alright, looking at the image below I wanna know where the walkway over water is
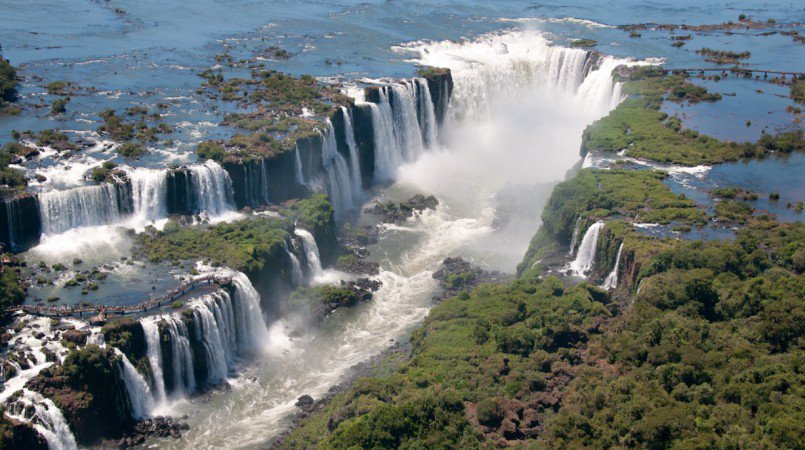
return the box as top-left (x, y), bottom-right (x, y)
top-left (668, 68), bottom-right (804, 78)
top-left (5, 275), bottom-right (233, 320)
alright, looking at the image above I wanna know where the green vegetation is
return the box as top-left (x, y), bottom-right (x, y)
top-left (0, 57), bottom-right (17, 107)
top-left (696, 48), bottom-right (751, 64)
top-left (791, 79), bottom-right (804, 105)
top-left (583, 70), bottom-right (803, 165)
top-left (416, 67), bottom-right (451, 78)
top-left (89, 161), bottom-right (119, 183)
top-left (50, 97), bottom-right (69, 115)
top-left (117, 142), bottom-right (145, 159)
top-left (519, 168), bottom-right (705, 273)
top-left (45, 81), bottom-right (69, 95)
top-left (571, 39), bottom-right (597, 47)
top-left (134, 216), bottom-right (291, 274)
top-left (290, 285), bottom-right (360, 318)
top-left (0, 143), bottom-right (28, 189)
top-left (0, 256), bottom-right (25, 319)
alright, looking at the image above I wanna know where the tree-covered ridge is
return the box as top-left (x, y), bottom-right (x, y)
top-left (278, 213), bottom-right (803, 449)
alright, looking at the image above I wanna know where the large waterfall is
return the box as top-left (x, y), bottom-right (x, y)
top-left (132, 271), bottom-right (269, 410)
top-left (340, 106), bottom-right (364, 200)
top-left (320, 119), bottom-right (356, 214)
top-left (568, 221), bottom-right (604, 277)
top-left (602, 242), bottom-right (624, 289)
top-left (115, 349), bottom-right (155, 420)
top-left (187, 160), bottom-right (236, 217)
top-left (38, 183), bottom-right (122, 234)
top-left (31, 159), bottom-right (236, 245)
top-left (413, 78), bottom-right (438, 146)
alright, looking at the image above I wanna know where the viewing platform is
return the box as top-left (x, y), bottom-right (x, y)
top-left (5, 275), bottom-right (233, 322)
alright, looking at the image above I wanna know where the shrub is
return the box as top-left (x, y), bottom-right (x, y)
top-left (117, 142), bottom-right (145, 159)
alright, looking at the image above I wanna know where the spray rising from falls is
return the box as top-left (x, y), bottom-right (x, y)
top-left (602, 242), bottom-right (624, 289)
top-left (568, 221), bottom-right (604, 277)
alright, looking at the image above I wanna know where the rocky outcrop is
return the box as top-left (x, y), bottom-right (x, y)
top-left (0, 414), bottom-right (48, 450)
top-left (432, 257), bottom-right (510, 301)
top-left (365, 194), bottom-right (439, 224)
top-left (419, 68), bottom-right (454, 126)
top-left (26, 345), bottom-right (133, 445)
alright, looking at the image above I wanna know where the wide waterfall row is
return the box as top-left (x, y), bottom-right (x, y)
top-left (26, 160), bottom-right (235, 239)
top-left (412, 31), bottom-right (628, 122)
top-left (116, 272), bottom-right (269, 416)
top-left (366, 79), bottom-right (437, 181)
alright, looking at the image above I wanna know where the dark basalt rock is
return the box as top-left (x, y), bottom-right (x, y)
top-left (295, 394), bottom-right (315, 411)
top-left (117, 416), bottom-right (190, 448)
top-left (365, 194), bottom-right (439, 224)
top-left (0, 414), bottom-right (48, 450)
top-left (0, 190), bottom-right (42, 253)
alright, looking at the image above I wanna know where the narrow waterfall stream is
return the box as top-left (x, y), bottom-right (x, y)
top-left (568, 221), bottom-right (605, 278)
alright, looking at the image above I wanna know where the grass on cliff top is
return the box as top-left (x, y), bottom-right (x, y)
top-left (280, 218), bottom-right (804, 450)
top-left (133, 216), bottom-right (292, 274)
top-left (132, 195), bottom-right (333, 274)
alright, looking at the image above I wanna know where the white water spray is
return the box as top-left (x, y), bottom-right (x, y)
top-left (602, 242), bottom-right (624, 289)
top-left (568, 221), bottom-right (604, 277)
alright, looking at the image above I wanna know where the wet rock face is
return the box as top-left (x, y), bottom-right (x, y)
top-left (0, 414), bottom-right (49, 450)
top-left (0, 191), bottom-right (42, 252)
top-left (118, 416), bottom-right (190, 448)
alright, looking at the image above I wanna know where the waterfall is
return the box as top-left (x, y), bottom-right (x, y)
top-left (567, 216), bottom-right (583, 257)
top-left (114, 349), bottom-right (154, 420)
top-left (295, 228), bottom-right (323, 278)
top-left (294, 145), bottom-right (306, 186)
top-left (5, 389), bottom-right (78, 450)
top-left (602, 242), bottom-right (624, 289)
top-left (389, 84), bottom-right (426, 162)
top-left (165, 316), bottom-right (196, 395)
top-left (125, 272), bottom-right (268, 409)
top-left (286, 242), bottom-right (304, 285)
top-left (368, 100), bottom-right (400, 180)
top-left (38, 184), bottom-right (122, 234)
top-left (320, 119), bottom-right (354, 214)
top-left (414, 78), bottom-right (438, 146)
top-left (141, 318), bottom-right (167, 405)
top-left (187, 160), bottom-right (236, 217)
top-left (340, 106), bottom-right (364, 200)
top-left (568, 221), bottom-right (604, 277)
top-left (243, 159), bottom-right (270, 206)
top-left (411, 30), bottom-right (628, 122)
top-left (127, 168), bottom-right (168, 226)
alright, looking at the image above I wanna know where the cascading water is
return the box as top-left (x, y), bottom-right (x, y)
top-left (38, 184), bottom-right (122, 234)
top-left (127, 168), bottom-right (168, 227)
top-left (340, 106), bottom-right (364, 200)
top-left (319, 119), bottom-right (354, 214)
top-left (294, 145), bottom-right (306, 186)
top-left (243, 159), bottom-right (270, 206)
top-left (568, 216), bottom-right (583, 257)
top-left (130, 272), bottom-right (269, 411)
top-left (285, 242), bottom-right (304, 285)
top-left (602, 242), bottom-right (624, 289)
top-left (294, 228), bottom-right (323, 278)
top-left (413, 78), bottom-right (438, 146)
top-left (141, 318), bottom-right (168, 405)
top-left (187, 160), bottom-right (236, 217)
top-left (115, 349), bottom-right (155, 419)
top-left (5, 390), bottom-right (78, 450)
top-left (568, 221), bottom-right (604, 277)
